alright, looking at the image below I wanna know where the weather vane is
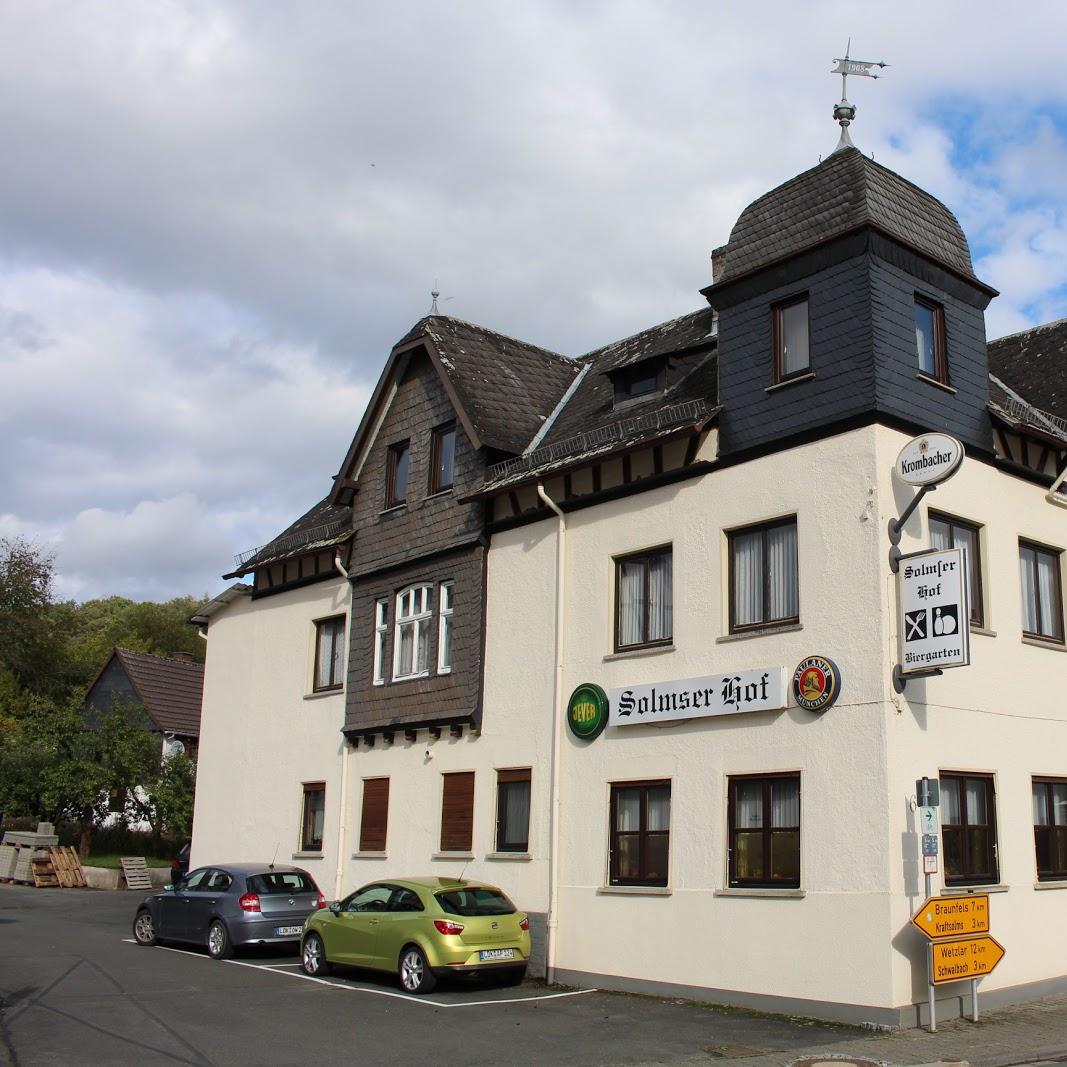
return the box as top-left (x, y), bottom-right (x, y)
top-left (830, 39), bottom-right (888, 152)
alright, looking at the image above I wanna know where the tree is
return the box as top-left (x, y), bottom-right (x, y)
top-left (0, 538), bottom-right (62, 695)
top-left (137, 751), bottom-right (197, 842)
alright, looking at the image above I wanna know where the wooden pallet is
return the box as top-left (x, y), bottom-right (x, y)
top-left (119, 856), bottom-right (153, 891)
top-left (48, 846), bottom-right (87, 888)
top-left (31, 857), bottom-right (59, 887)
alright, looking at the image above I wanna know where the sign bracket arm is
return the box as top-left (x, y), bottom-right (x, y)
top-left (888, 483), bottom-right (936, 572)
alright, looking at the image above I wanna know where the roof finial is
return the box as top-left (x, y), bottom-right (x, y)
top-left (830, 40), bottom-right (888, 154)
top-left (430, 280), bottom-right (441, 315)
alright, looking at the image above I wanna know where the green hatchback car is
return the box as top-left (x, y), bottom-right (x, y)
top-left (300, 877), bottom-right (530, 994)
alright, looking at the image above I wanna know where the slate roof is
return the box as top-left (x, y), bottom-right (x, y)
top-left (718, 147), bottom-right (979, 286)
top-left (225, 497), bottom-right (352, 579)
top-left (988, 318), bottom-right (1067, 423)
top-left (109, 649), bottom-right (204, 737)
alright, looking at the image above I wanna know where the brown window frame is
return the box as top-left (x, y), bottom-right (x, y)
top-left (728, 517), bottom-right (799, 634)
top-left (1020, 539), bottom-right (1065, 644)
top-left (929, 512), bottom-right (984, 628)
top-left (495, 768), bottom-right (531, 853)
top-left (914, 295), bottom-right (948, 384)
top-left (940, 772), bottom-right (998, 887)
top-left (300, 782), bottom-right (326, 852)
top-left (772, 293), bottom-right (810, 384)
top-left (313, 615), bottom-right (346, 692)
top-left (440, 771), bottom-right (475, 853)
top-left (358, 777), bottom-right (390, 852)
top-left (608, 779), bottom-right (671, 887)
top-left (385, 440), bottom-right (410, 508)
top-left (1033, 777), bottom-right (1067, 881)
top-left (614, 545), bottom-right (673, 652)
top-left (727, 772), bottom-right (801, 889)
top-left (429, 422), bottom-right (457, 494)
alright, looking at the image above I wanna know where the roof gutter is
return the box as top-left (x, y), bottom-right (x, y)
top-left (524, 363), bottom-right (591, 456)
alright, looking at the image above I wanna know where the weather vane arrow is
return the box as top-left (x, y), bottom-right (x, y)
top-left (829, 38), bottom-right (889, 153)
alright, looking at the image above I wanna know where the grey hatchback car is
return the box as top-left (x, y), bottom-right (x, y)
top-left (133, 864), bottom-right (325, 959)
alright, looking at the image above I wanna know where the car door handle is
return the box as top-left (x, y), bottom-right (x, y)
top-left (369, 919), bottom-right (379, 926)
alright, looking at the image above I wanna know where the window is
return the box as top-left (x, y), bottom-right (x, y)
top-left (372, 599), bottom-right (388, 685)
top-left (440, 771), bottom-right (475, 852)
top-left (728, 774), bottom-right (800, 888)
top-left (1020, 540), bottom-right (1064, 643)
top-left (615, 546), bottom-right (672, 651)
top-left (940, 773), bottom-right (998, 886)
top-left (1033, 778), bottom-right (1067, 881)
top-left (313, 616), bottom-right (345, 691)
top-left (915, 296), bottom-right (947, 382)
top-left (393, 585), bottom-right (432, 679)
top-left (437, 583), bottom-right (454, 673)
top-left (609, 780), bottom-right (670, 887)
top-left (358, 777), bottom-right (389, 852)
top-left (496, 769), bottom-right (531, 853)
top-left (430, 423), bottom-right (456, 493)
top-left (729, 518), bottom-right (798, 632)
top-left (300, 782), bottom-right (326, 852)
top-left (386, 440), bottom-right (410, 507)
top-left (930, 513), bottom-right (983, 627)
top-left (772, 295), bottom-right (810, 382)
top-left (612, 359), bottom-right (665, 404)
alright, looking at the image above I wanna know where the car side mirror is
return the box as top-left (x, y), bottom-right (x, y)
top-left (329, 901), bottom-right (341, 915)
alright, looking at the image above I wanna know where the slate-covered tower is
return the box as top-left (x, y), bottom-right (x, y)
top-left (704, 145), bottom-right (998, 461)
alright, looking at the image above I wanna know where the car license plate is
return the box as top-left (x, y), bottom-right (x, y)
top-left (275, 925), bottom-right (302, 937)
top-left (479, 948), bottom-right (515, 961)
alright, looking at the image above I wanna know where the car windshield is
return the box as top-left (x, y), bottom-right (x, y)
top-left (435, 887), bottom-right (516, 916)
top-left (247, 872), bottom-right (317, 895)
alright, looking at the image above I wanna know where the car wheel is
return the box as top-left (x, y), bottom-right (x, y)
top-left (301, 933), bottom-right (331, 977)
top-left (498, 965), bottom-right (526, 987)
top-left (398, 945), bottom-right (436, 994)
top-left (206, 920), bottom-right (233, 960)
top-left (133, 910), bottom-right (158, 947)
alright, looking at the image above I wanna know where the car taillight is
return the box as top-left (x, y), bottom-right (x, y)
top-left (433, 919), bottom-right (464, 935)
top-left (519, 916), bottom-right (529, 931)
top-left (238, 893), bottom-right (261, 913)
top-left (316, 892), bottom-right (327, 909)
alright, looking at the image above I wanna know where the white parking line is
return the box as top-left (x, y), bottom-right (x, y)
top-left (123, 939), bottom-right (597, 1008)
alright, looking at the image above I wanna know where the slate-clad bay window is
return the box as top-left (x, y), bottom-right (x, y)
top-left (615, 547), bottom-right (672, 651)
top-left (1033, 778), bottom-right (1067, 881)
top-left (313, 616), bottom-right (345, 692)
top-left (729, 518), bottom-right (799, 632)
top-left (437, 583), bottom-right (454, 674)
top-left (386, 440), bottom-right (410, 508)
top-left (772, 295), bottom-right (810, 382)
top-left (609, 780), bottom-right (670, 887)
top-left (430, 423), bottom-right (457, 493)
top-left (358, 777), bottom-right (389, 852)
top-left (440, 771), bottom-right (475, 853)
top-left (940, 773), bottom-right (998, 886)
top-left (495, 769), bottom-right (531, 853)
top-left (372, 599), bottom-right (388, 685)
top-left (915, 296), bottom-right (948, 382)
top-left (300, 783), bottom-right (325, 852)
top-left (728, 774), bottom-right (801, 888)
top-left (394, 585), bottom-right (432, 680)
top-left (1020, 540), bottom-right (1064, 643)
top-left (930, 513), bottom-right (983, 627)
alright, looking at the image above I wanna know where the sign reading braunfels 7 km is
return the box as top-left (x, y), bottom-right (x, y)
top-left (898, 547), bottom-right (971, 675)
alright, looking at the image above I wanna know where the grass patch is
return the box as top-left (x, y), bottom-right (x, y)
top-left (85, 854), bottom-right (170, 869)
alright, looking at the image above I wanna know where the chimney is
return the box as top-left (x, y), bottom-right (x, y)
top-left (172, 651), bottom-right (195, 663)
top-left (711, 244), bottom-right (728, 283)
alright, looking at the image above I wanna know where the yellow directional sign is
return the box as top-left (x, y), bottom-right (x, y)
top-left (930, 935), bottom-right (1005, 985)
top-left (911, 894), bottom-right (990, 940)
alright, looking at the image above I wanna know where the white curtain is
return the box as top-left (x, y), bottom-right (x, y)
top-left (648, 553), bottom-right (672, 641)
top-left (735, 780), bottom-right (762, 828)
top-left (1037, 552), bottom-right (1058, 635)
top-left (619, 560), bottom-right (645, 645)
top-left (941, 778), bottom-right (960, 824)
top-left (733, 530), bottom-right (763, 626)
top-left (503, 782), bottom-right (530, 844)
top-left (416, 619), bottom-right (430, 673)
top-left (767, 523), bottom-right (798, 621)
top-left (616, 789), bottom-right (641, 831)
top-left (930, 521), bottom-right (949, 552)
top-left (1034, 784), bottom-right (1048, 826)
top-left (398, 622), bottom-right (414, 675)
top-left (1020, 546), bottom-right (1056, 635)
top-left (781, 301), bottom-right (809, 376)
top-left (647, 787), bottom-right (670, 831)
top-left (965, 779), bottom-right (988, 825)
top-left (771, 779), bottom-right (799, 828)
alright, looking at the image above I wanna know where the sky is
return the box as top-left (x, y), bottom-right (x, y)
top-left (2, 1), bottom-right (1066, 603)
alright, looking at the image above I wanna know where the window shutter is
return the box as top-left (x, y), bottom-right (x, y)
top-left (497, 768), bottom-right (531, 784)
top-left (440, 771), bottom-right (475, 852)
top-left (359, 778), bottom-right (390, 852)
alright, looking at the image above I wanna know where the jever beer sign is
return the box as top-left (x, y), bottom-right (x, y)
top-left (894, 433), bottom-right (964, 487)
top-left (566, 683), bottom-right (609, 741)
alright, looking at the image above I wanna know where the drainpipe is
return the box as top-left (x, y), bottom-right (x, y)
top-left (537, 481), bottom-right (566, 985)
top-left (334, 547), bottom-right (350, 579)
top-left (333, 545), bottom-right (352, 899)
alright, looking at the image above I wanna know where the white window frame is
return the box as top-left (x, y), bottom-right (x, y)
top-left (437, 583), bottom-right (454, 674)
top-left (393, 584), bottom-right (433, 680)
top-left (372, 599), bottom-right (389, 685)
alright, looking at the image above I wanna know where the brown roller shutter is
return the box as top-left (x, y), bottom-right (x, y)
top-left (497, 768), bottom-right (531, 784)
top-left (440, 771), bottom-right (475, 852)
top-left (359, 778), bottom-right (390, 852)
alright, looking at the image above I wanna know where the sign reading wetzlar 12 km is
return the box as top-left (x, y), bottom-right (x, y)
top-left (911, 894), bottom-right (989, 940)
top-left (929, 935), bottom-right (1005, 985)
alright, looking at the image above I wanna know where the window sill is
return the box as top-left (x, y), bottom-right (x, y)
top-left (304, 688), bottom-right (343, 701)
top-left (392, 671), bottom-right (432, 682)
top-left (432, 851), bottom-right (475, 861)
top-left (426, 489), bottom-right (454, 500)
top-left (597, 885), bottom-right (671, 896)
top-left (352, 851), bottom-right (387, 860)
top-left (716, 622), bottom-right (802, 644)
top-left (971, 626), bottom-right (996, 638)
top-left (765, 372), bottom-right (815, 393)
top-left (1022, 636), bottom-right (1067, 652)
top-left (1034, 880), bottom-right (1067, 890)
top-left (916, 373), bottom-right (957, 395)
top-left (714, 888), bottom-right (805, 899)
top-left (486, 851), bottom-right (532, 862)
top-left (942, 884), bottom-right (1009, 895)
top-left (292, 851), bottom-right (324, 860)
top-left (379, 503), bottom-right (407, 516)
top-left (603, 644), bottom-right (675, 662)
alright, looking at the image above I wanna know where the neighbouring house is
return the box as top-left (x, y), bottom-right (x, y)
top-left (189, 97), bottom-right (1067, 1028)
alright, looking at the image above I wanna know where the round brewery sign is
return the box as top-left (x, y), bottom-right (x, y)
top-left (792, 655), bottom-right (841, 713)
top-left (566, 682), bottom-right (609, 741)
top-left (894, 433), bottom-right (964, 487)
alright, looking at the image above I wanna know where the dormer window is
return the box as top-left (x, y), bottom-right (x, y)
top-left (772, 294), bottom-right (810, 383)
top-left (611, 358), bottom-right (665, 406)
top-left (386, 441), bottom-right (410, 508)
top-left (915, 296), bottom-right (948, 383)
